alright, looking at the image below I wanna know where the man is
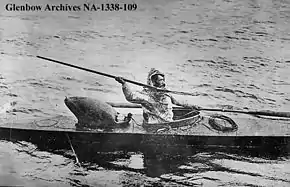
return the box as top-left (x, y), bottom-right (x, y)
top-left (115, 68), bottom-right (200, 123)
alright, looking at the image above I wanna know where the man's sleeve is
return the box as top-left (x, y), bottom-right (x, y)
top-left (122, 83), bottom-right (148, 104)
top-left (170, 95), bottom-right (200, 110)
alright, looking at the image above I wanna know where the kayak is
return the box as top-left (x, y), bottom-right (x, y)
top-left (0, 105), bottom-right (290, 161)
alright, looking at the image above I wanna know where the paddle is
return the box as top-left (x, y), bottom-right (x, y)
top-left (107, 102), bottom-right (290, 118)
top-left (36, 56), bottom-right (199, 96)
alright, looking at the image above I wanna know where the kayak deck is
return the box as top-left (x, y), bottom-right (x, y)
top-left (1, 111), bottom-right (290, 136)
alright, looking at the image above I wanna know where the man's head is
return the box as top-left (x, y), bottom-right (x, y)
top-left (151, 74), bottom-right (165, 88)
top-left (147, 68), bottom-right (166, 88)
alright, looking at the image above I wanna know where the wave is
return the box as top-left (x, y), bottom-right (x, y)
top-left (243, 56), bottom-right (271, 65)
top-left (33, 83), bottom-right (65, 91)
top-left (59, 76), bottom-right (83, 83)
top-left (189, 57), bottom-right (243, 74)
top-left (6, 93), bottom-right (18, 97)
top-left (9, 108), bottom-right (43, 114)
top-left (83, 87), bottom-right (117, 94)
top-left (19, 79), bottom-right (66, 91)
top-left (195, 83), bottom-right (212, 88)
top-left (214, 87), bottom-right (262, 101)
top-left (0, 85), bottom-right (8, 89)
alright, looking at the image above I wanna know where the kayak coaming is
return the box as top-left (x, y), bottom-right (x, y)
top-left (142, 112), bottom-right (202, 132)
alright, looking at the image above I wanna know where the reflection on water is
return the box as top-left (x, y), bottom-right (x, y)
top-left (0, 138), bottom-right (290, 186)
top-left (81, 150), bottom-right (290, 186)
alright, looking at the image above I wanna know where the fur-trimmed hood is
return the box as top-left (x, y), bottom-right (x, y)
top-left (146, 68), bottom-right (165, 86)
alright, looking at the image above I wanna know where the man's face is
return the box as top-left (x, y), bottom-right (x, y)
top-left (153, 75), bottom-right (165, 88)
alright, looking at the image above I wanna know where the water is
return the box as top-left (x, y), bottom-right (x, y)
top-left (0, 0), bottom-right (290, 186)
top-left (0, 141), bottom-right (289, 187)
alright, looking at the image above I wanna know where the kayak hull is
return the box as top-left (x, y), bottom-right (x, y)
top-left (0, 115), bottom-right (289, 160)
top-left (0, 125), bottom-right (289, 160)
top-left (1, 101), bottom-right (290, 160)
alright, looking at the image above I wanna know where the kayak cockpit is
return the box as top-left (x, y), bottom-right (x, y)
top-left (142, 109), bottom-right (202, 132)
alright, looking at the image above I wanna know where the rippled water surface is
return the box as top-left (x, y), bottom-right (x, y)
top-left (1, 0), bottom-right (290, 186)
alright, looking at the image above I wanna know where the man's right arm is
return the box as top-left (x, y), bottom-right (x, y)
top-left (115, 77), bottom-right (148, 104)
